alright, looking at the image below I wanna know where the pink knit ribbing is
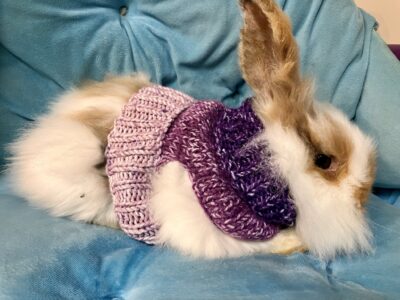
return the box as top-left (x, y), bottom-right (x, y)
top-left (105, 86), bottom-right (193, 244)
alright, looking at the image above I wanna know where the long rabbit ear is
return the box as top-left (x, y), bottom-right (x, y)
top-left (239, 0), bottom-right (312, 125)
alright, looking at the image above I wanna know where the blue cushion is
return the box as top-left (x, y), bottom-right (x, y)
top-left (374, 188), bottom-right (400, 207)
top-left (1, 175), bottom-right (399, 299)
top-left (354, 32), bottom-right (400, 187)
top-left (1, 0), bottom-right (400, 187)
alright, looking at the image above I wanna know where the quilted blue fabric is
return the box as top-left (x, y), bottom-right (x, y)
top-left (1, 0), bottom-right (400, 298)
top-left (1, 0), bottom-right (400, 186)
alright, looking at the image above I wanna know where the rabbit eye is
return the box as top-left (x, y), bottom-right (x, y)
top-left (314, 154), bottom-right (332, 170)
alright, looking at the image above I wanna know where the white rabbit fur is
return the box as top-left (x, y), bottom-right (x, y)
top-left (8, 0), bottom-right (376, 259)
top-left (8, 75), bottom-right (151, 229)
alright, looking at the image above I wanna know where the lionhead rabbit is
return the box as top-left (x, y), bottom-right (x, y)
top-left (9, 0), bottom-right (376, 260)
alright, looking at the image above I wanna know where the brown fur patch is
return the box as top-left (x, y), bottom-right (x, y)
top-left (239, 0), bottom-right (314, 127)
top-left (353, 151), bottom-right (376, 208)
top-left (71, 108), bottom-right (117, 145)
top-left (239, 0), bottom-right (300, 90)
top-left (253, 82), bottom-right (314, 128)
top-left (301, 113), bottom-right (353, 185)
top-left (69, 74), bottom-right (151, 144)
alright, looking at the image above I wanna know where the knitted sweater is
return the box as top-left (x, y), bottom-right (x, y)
top-left (106, 86), bottom-right (296, 244)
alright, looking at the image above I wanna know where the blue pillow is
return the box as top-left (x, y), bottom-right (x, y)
top-left (354, 32), bottom-right (400, 187)
top-left (0, 0), bottom-right (399, 187)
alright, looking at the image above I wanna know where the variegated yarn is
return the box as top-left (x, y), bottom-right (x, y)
top-left (106, 86), bottom-right (296, 244)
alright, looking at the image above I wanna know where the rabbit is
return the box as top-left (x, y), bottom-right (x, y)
top-left (8, 0), bottom-right (376, 260)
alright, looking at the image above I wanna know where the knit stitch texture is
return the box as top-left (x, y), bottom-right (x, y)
top-left (162, 99), bottom-right (296, 240)
top-left (106, 86), bottom-right (192, 244)
top-left (106, 86), bottom-right (296, 244)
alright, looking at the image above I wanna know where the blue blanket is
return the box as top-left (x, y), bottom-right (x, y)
top-left (0, 175), bottom-right (399, 299)
top-left (1, 0), bottom-right (400, 298)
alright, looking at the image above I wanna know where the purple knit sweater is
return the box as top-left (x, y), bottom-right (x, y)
top-left (106, 86), bottom-right (296, 244)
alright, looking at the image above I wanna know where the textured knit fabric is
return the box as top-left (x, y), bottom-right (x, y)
top-left (162, 99), bottom-right (296, 240)
top-left (106, 86), bottom-right (296, 244)
top-left (106, 86), bottom-right (193, 244)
